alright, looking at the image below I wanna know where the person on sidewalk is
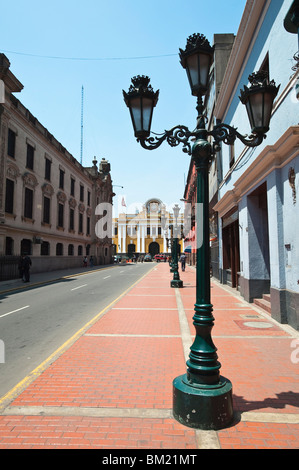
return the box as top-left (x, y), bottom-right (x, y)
top-left (179, 253), bottom-right (186, 272)
top-left (21, 254), bottom-right (32, 282)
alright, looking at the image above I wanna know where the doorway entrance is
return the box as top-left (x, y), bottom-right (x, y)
top-left (149, 242), bottom-right (159, 256)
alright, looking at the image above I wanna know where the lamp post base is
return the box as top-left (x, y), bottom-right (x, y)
top-left (173, 374), bottom-right (233, 430)
top-left (171, 279), bottom-right (183, 288)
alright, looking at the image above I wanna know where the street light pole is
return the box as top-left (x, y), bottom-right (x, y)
top-left (170, 205), bottom-right (183, 288)
top-left (172, 97), bottom-right (232, 429)
top-left (123, 33), bottom-right (279, 430)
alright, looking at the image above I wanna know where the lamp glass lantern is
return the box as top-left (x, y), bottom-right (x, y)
top-left (173, 204), bottom-right (180, 219)
top-left (179, 33), bottom-right (214, 97)
top-left (239, 71), bottom-right (280, 134)
top-left (123, 75), bottom-right (159, 138)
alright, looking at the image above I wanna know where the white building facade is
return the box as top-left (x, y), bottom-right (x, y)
top-left (213, 0), bottom-right (299, 329)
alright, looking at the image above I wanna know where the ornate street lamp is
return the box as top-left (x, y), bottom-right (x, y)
top-left (123, 75), bottom-right (159, 139)
top-left (123, 33), bottom-right (279, 430)
top-left (170, 205), bottom-right (183, 288)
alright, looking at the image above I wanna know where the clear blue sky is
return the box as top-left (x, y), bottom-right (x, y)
top-left (1, 0), bottom-right (247, 216)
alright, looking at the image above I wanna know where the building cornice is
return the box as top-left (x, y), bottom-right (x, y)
top-left (214, 0), bottom-right (269, 120)
top-left (0, 54), bottom-right (23, 93)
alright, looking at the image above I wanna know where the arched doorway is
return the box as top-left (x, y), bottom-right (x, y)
top-left (149, 241), bottom-right (159, 256)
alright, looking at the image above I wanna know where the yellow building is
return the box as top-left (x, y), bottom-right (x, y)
top-left (112, 198), bottom-right (183, 258)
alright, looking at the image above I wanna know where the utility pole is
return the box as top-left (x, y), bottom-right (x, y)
top-left (80, 85), bottom-right (84, 165)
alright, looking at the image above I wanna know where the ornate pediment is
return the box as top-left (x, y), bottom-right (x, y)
top-left (6, 162), bottom-right (20, 181)
top-left (57, 190), bottom-right (67, 203)
top-left (68, 197), bottom-right (77, 208)
top-left (78, 202), bottom-right (85, 213)
top-left (22, 172), bottom-right (38, 188)
top-left (42, 182), bottom-right (54, 196)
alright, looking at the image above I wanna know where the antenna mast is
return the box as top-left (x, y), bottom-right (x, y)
top-left (80, 85), bottom-right (84, 165)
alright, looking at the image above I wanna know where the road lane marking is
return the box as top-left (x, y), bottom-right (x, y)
top-left (103, 276), bottom-right (111, 279)
top-left (0, 306), bottom-right (30, 319)
top-left (71, 284), bottom-right (87, 291)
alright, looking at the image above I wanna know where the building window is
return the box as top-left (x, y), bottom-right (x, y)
top-left (59, 169), bottom-right (64, 189)
top-left (24, 187), bottom-right (33, 219)
top-left (259, 53), bottom-right (269, 76)
top-left (80, 184), bottom-right (84, 202)
top-left (43, 196), bottom-right (51, 224)
top-left (41, 241), bottom-right (50, 256)
top-left (5, 237), bottom-right (14, 255)
top-left (79, 212), bottom-right (83, 233)
top-left (56, 243), bottom-right (63, 256)
top-left (87, 191), bottom-right (91, 206)
top-left (58, 202), bottom-right (64, 228)
top-left (78, 245), bottom-right (83, 256)
top-left (5, 179), bottom-right (14, 214)
top-left (229, 144), bottom-right (235, 168)
top-left (70, 177), bottom-right (75, 196)
top-left (45, 158), bottom-right (51, 181)
top-left (26, 144), bottom-right (34, 170)
top-left (7, 129), bottom-right (16, 158)
top-left (69, 208), bottom-right (74, 231)
top-left (86, 216), bottom-right (90, 236)
top-left (68, 244), bottom-right (74, 256)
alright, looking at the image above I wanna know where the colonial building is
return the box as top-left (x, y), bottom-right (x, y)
top-left (0, 54), bottom-right (114, 275)
top-left (112, 198), bottom-right (183, 258)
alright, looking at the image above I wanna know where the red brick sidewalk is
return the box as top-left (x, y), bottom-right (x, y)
top-left (0, 263), bottom-right (298, 449)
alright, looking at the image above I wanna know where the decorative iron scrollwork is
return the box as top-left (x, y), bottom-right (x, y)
top-left (138, 125), bottom-right (194, 155)
top-left (209, 123), bottom-right (265, 150)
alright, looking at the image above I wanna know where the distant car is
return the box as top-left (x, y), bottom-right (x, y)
top-left (154, 254), bottom-right (166, 262)
top-left (144, 254), bottom-right (152, 262)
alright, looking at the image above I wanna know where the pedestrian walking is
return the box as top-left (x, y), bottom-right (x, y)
top-left (21, 254), bottom-right (32, 282)
top-left (89, 256), bottom-right (94, 267)
top-left (179, 253), bottom-right (186, 272)
top-left (83, 256), bottom-right (88, 267)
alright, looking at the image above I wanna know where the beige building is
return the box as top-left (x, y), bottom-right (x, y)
top-left (0, 54), bottom-right (114, 275)
top-left (112, 198), bottom-right (183, 258)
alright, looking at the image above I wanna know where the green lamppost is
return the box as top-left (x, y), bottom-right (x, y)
top-left (170, 204), bottom-right (183, 288)
top-left (123, 33), bottom-right (279, 429)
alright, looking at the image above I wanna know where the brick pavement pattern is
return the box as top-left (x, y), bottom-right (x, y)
top-left (0, 263), bottom-right (298, 449)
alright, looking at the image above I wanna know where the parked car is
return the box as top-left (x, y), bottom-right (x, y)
top-left (154, 254), bottom-right (166, 262)
top-left (144, 254), bottom-right (152, 262)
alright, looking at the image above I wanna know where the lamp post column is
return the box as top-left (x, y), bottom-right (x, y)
top-left (170, 220), bottom-right (183, 288)
top-left (173, 116), bottom-right (233, 430)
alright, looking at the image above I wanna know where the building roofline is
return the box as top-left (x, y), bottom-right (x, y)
top-left (214, 0), bottom-right (269, 120)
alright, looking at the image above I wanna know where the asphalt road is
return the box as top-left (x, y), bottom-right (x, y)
top-left (0, 262), bottom-right (155, 399)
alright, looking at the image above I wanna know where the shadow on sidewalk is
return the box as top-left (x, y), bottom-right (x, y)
top-left (231, 391), bottom-right (299, 425)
